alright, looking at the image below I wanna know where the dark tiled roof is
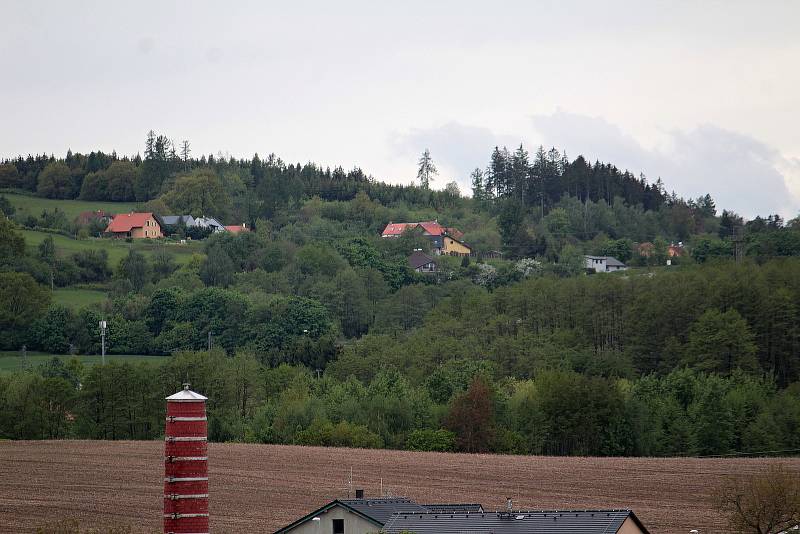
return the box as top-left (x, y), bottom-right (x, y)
top-left (383, 509), bottom-right (646, 534)
top-left (408, 250), bottom-right (436, 269)
top-left (422, 503), bottom-right (484, 513)
top-left (339, 498), bottom-right (429, 524)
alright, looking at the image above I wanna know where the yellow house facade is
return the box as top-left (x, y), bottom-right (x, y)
top-left (442, 235), bottom-right (472, 256)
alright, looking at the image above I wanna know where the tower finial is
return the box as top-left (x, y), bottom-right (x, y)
top-left (183, 382), bottom-right (190, 391)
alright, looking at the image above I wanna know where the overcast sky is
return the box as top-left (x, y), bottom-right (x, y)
top-left (2, 0), bottom-right (798, 217)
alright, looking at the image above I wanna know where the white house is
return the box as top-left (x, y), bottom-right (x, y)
top-left (194, 216), bottom-right (226, 232)
top-left (585, 255), bottom-right (628, 273)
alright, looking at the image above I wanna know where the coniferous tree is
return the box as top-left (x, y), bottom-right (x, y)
top-left (470, 168), bottom-right (485, 202)
top-left (416, 149), bottom-right (437, 189)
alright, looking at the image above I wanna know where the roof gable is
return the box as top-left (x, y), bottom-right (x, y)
top-left (273, 498), bottom-right (425, 533)
top-left (273, 501), bottom-right (384, 533)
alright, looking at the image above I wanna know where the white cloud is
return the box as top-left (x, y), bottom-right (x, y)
top-left (531, 111), bottom-right (800, 218)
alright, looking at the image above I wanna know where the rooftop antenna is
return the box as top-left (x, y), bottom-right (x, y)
top-left (348, 467), bottom-right (353, 498)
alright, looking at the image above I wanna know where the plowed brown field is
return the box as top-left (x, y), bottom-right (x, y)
top-left (0, 440), bottom-right (795, 533)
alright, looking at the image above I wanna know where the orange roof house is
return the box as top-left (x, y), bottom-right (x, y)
top-left (224, 223), bottom-right (250, 234)
top-left (668, 244), bottom-right (685, 257)
top-left (381, 220), bottom-right (471, 256)
top-left (105, 212), bottom-right (162, 239)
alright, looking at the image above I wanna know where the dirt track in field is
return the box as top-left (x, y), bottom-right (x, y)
top-left (0, 440), bottom-right (796, 533)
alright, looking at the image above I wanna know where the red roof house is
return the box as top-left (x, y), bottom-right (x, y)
top-left (105, 212), bottom-right (163, 239)
top-left (224, 224), bottom-right (250, 234)
top-left (381, 220), bottom-right (463, 240)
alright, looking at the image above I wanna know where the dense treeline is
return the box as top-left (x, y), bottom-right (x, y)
top-left (3, 134), bottom-right (800, 457)
top-left (2, 351), bottom-right (798, 457)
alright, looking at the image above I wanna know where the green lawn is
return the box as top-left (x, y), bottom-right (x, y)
top-left (21, 229), bottom-right (203, 265)
top-left (2, 191), bottom-right (138, 220)
top-left (0, 351), bottom-right (169, 372)
top-left (52, 288), bottom-right (108, 309)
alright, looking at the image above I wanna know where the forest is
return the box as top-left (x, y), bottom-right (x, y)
top-left (1, 132), bottom-right (800, 456)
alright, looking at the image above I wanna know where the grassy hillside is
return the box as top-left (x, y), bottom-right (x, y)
top-left (21, 229), bottom-right (202, 265)
top-left (0, 351), bottom-right (167, 372)
top-left (2, 191), bottom-right (139, 220)
top-left (52, 288), bottom-right (108, 309)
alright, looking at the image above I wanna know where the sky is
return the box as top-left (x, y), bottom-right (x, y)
top-left (1, 0), bottom-right (799, 218)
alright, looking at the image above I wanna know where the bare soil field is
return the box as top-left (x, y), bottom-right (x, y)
top-left (0, 441), bottom-right (796, 533)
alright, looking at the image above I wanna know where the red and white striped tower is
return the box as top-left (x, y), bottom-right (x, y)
top-left (164, 384), bottom-right (209, 534)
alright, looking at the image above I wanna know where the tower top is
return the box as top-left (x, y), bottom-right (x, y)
top-left (165, 387), bottom-right (208, 402)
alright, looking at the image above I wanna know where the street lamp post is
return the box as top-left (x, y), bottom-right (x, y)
top-left (99, 320), bottom-right (107, 365)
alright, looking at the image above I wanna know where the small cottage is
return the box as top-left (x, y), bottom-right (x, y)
top-left (585, 255), bottom-right (627, 273)
top-left (408, 250), bottom-right (437, 273)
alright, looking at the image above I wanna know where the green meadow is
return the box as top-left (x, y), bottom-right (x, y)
top-left (21, 229), bottom-right (203, 265)
top-left (0, 351), bottom-right (169, 372)
top-left (52, 288), bottom-right (108, 309)
top-left (2, 191), bottom-right (139, 220)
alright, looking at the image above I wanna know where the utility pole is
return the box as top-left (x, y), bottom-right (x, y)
top-left (207, 331), bottom-right (213, 351)
top-left (21, 344), bottom-right (27, 370)
top-left (732, 226), bottom-right (744, 263)
top-left (99, 320), bottom-right (107, 365)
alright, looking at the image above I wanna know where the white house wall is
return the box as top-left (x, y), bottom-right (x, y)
top-left (283, 504), bottom-right (382, 534)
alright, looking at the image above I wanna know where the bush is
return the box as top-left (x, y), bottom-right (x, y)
top-left (296, 418), bottom-right (383, 448)
top-left (405, 428), bottom-right (456, 452)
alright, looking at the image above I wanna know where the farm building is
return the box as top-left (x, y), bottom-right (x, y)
top-left (408, 250), bottom-right (437, 273)
top-left (274, 497), bottom-right (649, 534)
top-left (381, 220), bottom-right (472, 257)
top-left (274, 497), bottom-right (428, 533)
top-left (105, 212), bottom-right (162, 239)
top-left (584, 255), bottom-right (627, 273)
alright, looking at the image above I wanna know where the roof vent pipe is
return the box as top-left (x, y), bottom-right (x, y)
top-left (507, 498), bottom-right (512, 512)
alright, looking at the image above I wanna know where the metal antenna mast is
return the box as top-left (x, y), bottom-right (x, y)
top-left (99, 320), bottom-right (107, 365)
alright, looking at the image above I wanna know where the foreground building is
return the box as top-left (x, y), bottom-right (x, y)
top-left (274, 497), bottom-right (649, 534)
top-left (383, 509), bottom-right (649, 534)
top-left (274, 497), bottom-right (428, 533)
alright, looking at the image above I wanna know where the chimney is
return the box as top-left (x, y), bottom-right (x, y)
top-left (355, 489), bottom-right (364, 499)
top-left (164, 384), bottom-right (209, 534)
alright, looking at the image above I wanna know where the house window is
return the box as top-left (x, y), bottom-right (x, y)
top-left (332, 519), bottom-right (344, 534)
